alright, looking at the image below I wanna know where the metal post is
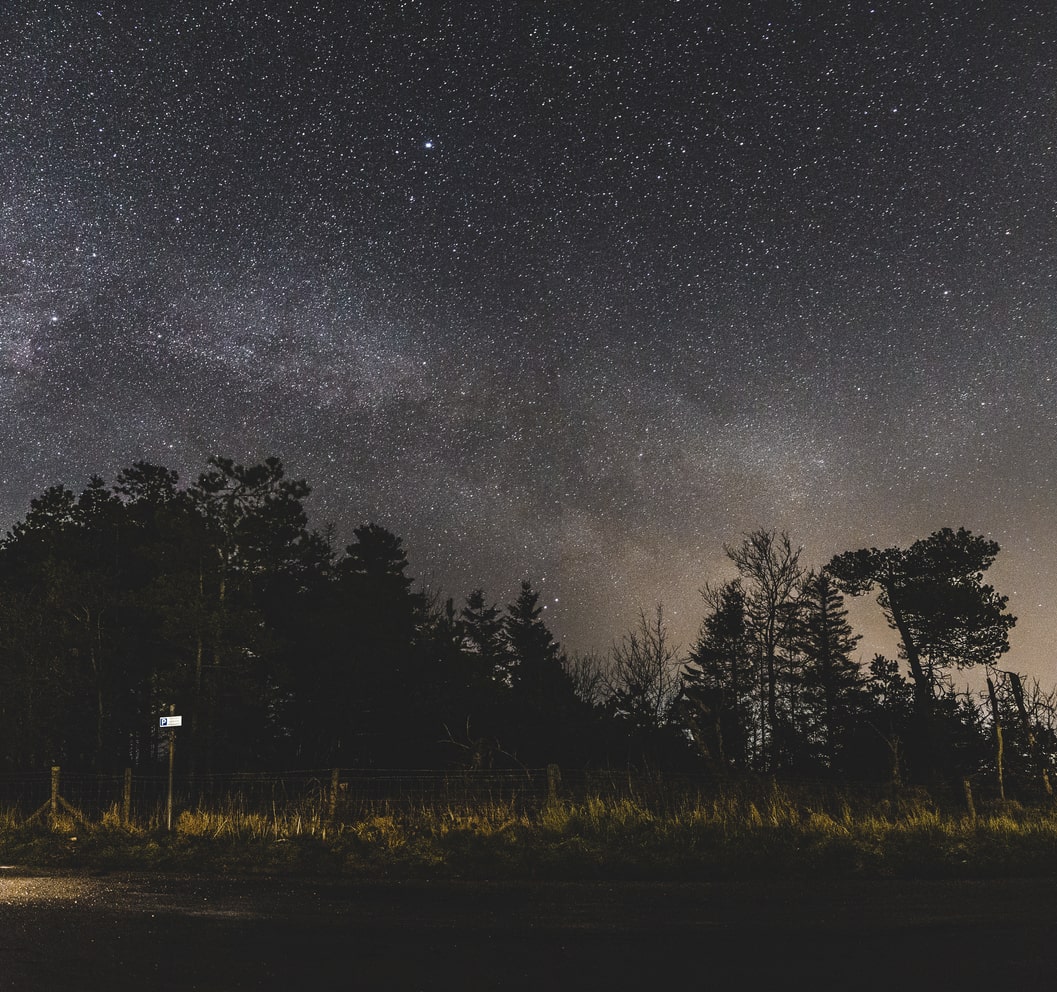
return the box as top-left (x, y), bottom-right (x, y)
top-left (167, 704), bottom-right (175, 832)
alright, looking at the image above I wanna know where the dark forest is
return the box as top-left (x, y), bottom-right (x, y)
top-left (0, 456), bottom-right (1050, 799)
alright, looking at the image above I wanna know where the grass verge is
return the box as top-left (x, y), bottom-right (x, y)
top-left (2, 789), bottom-right (1056, 880)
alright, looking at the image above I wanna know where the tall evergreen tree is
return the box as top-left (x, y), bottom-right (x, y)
top-left (681, 580), bottom-right (756, 769)
top-left (461, 588), bottom-right (510, 687)
top-left (333, 523), bottom-right (429, 765)
top-left (795, 570), bottom-right (863, 770)
top-left (503, 580), bottom-right (578, 764)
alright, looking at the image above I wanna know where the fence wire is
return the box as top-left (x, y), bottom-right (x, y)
top-left (0, 767), bottom-right (559, 825)
top-left (0, 765), bottom-right (996, 827)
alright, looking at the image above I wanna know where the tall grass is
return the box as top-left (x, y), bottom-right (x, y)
top-left (2, 782), bottom-right (1056, 879)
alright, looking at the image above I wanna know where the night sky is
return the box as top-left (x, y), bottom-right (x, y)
top-left (2, 2), bottom-right (1055, 682)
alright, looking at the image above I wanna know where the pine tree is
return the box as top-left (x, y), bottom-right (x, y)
top-left (682, 580), bottom-right (756, 768)
top-left (828, 527), bottom-right (1016, 781)
top-left (795, 570), bottom-right (863, 769)
top-left (461, 588), bottom-right (510, 686)
top-left (503, 580), bottom-right (577, 763)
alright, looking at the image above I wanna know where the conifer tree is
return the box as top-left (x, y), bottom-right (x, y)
top-left (503, 580), bottom-right (577, 763)
top-left (795, 570), bottom-right (863, 769)
top-left (461, 588), bottom-right (510, 686)
top-left (682, 580), bottom-right (756, 768)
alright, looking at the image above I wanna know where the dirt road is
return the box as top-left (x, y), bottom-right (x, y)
top-left (2, 867), bottom-right (1055, 989)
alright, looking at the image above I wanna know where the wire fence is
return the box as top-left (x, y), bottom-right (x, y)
top-left (0, 764), bottom-right (1003, 828)
top-left (0, 766), bottom-right (564, 826)
top-left (0, 765), bottom-right (724, 825)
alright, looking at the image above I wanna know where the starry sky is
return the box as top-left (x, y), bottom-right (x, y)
top-left (2, 2), bottom-right (1055, 682)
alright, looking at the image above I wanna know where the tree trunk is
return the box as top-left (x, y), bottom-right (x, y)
top-left (987, 675), bottom-right (1005, 801)
top-left (885, 586), bottom-right (935, 781)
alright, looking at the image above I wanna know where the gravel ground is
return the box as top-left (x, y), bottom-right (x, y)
top-left (2, 867), bottom-right (1056, 990)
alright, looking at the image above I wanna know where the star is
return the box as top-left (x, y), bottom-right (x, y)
top-left (0, 1), bottom-right (1053, 680)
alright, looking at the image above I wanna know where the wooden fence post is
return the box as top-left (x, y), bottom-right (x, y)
top-left (123, 767), bottom-right (132, 825)
top-left (24, 765), bottom-right (85, 829)
top-left (547, 764), bottom-right (561, 803)
top-left (50, 766), bottom-right (60, 823)
top-left (962, 778), bottom-right (976, 823)
top-left (328, 768), bottom-right (340, 821)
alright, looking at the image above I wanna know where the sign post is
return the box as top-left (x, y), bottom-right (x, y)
top-left (160, 707), bottom-right (182, 831)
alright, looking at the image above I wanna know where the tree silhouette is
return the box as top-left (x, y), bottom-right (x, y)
top-left (795, 570), bottom-right (863, 771)
top-left (503, 580), bottom-right (579, 764)
top-left (0, 459), bottom-right (1042, 789)
top-left (827, 527), bottom-right (1016, 781)
top-left (681, 580), bottom-right (755, 769)
top-left (183, 457), bottom-right (318, 771)
top-left (604, 606), bottom-right (688, 767)
top-left (461, 588), bottom-right (511, 688)
top-left (725, 529), bottom-right (804, 769)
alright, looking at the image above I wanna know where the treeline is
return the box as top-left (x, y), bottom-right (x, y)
top-left (0, 457), bottom-right (1052, 795)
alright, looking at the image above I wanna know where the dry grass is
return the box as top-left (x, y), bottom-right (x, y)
top-left (1, 783), bottom-right (1056, 879)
